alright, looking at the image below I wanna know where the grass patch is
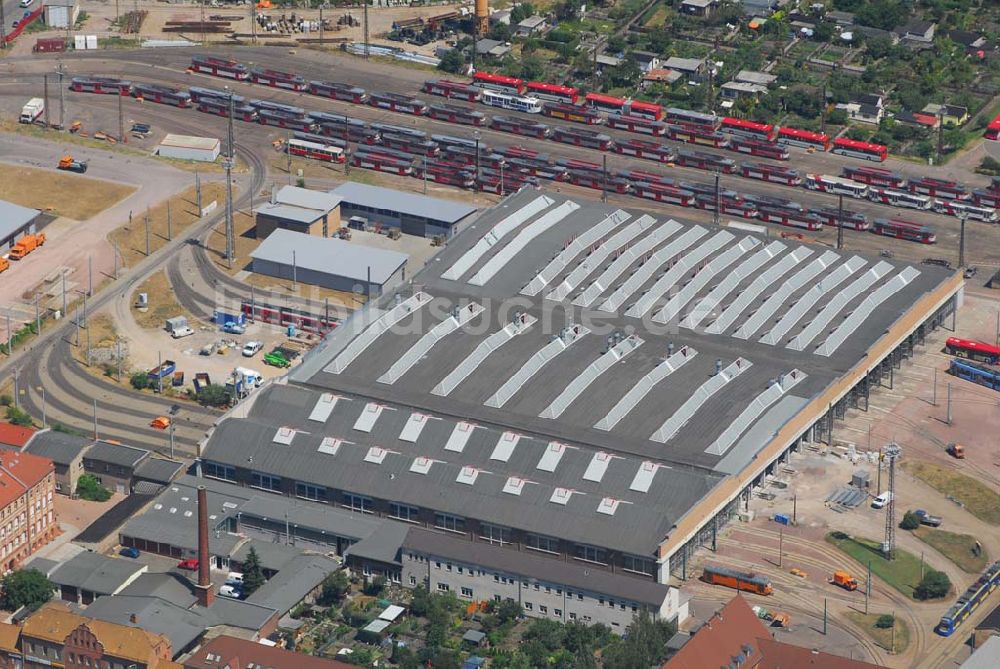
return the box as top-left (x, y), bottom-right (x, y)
top-left (0, 163), bottom-right (135, 220)
top-left (132, 270), bottom-right (193, 330)
top-left (845, 611), bottom-right (910, 654)
top-left (912, 527), bottom-right (989, 573)
top-left (901, 460), bottom-right (1000, 525)
top-left (108, 183), bottom-right (225, 268)
top-left (826, 532), bottom-right (927, 599)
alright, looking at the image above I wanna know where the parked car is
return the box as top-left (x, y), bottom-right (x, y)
top-left (871, 491), bottom-right (893, 509)
top-left (119, 547), bottom-right (141, 558)
top-left (914, 509), bottom-right (943, 527)
top-left (170, 326), bottom-right (195, 339)
top-left (225, 571), bottom-right (244, 585)
top-left (150, 416), bottom-right (170, 430)
top-left (218, 584), bottom-right (242, 599)
top-left (242, 341), bottom-right (263, 357)
top-left (223, 321), bottom-right (247, 335)
top-left (177, 559), bottom-right (199, 570)
top-left (964, 266), bottom-right (978, 279)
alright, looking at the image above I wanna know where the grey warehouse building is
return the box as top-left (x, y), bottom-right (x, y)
top-left (330, 182), bottom-right (477, 238)
top-left (250, 229), bottom-right (408, 296)
top-left (197, 189), bottom-right (962, 628)
top-left (0, 199), bottom-right (44, 249)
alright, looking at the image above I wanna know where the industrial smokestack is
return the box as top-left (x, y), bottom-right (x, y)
top-left (195, 485), bottom-right (214, 608)
top-left (474, 0), bottom-right (489, 36)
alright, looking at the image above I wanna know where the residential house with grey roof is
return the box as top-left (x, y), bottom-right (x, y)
top-left (83, 441), bottom-right (152, 495)
top-left (29, 552), bottom-right (147, 605)
top-left (23, 430), bottom-right (89, 494)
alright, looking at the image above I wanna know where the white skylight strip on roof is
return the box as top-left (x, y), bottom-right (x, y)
top-left (786, 260), bottom-right (894, 352)
top-left (485, 324), bottom-right (590, 408)
top-left (549, 487), bottom-right (575, 505)
top-left (626, 230), bottom-right (734, 319)
top-left (522, 209), bottom-right (631, 296)
top-left (399, 412), bottom-right (430, 443)
top-left (469, 200), bottom-right (581, 286)
top-left (761, 255), bottom-right (868, 346)
top-left (572, 220), bottom-right (680, 308)
top-left (273, 427), bottom-right (296, 445)
top-left (547, 215), bottom-right (657, 303)
top-left (597, 497), bottom-right (621, 516)
top-left (681, 241), bottom-right (786, 330)
top-left (539, 335), bottom-right (644, 419)
top-left (582, 451), bottom-right (614, 482)
top-left (317, 437), bottom-right (344, 456)
top-left (630, 461), bottom-right (660, 493)
top-left (409, 456), bottom-right (434, 475)
top-left (377, 303), bottom-right (485, 385)
top-left (536, 442), bottom-right (570, 472)
top-left (308, 393), bottom-right (339, 422)
top-left (816, 266), bottom-right (920, 357)
top-left (653, 236), bottom-right (761, 325)
top-left (502, 476), bottom-right (526, 495)
top-left (456, 466), bottom-right (481, 485)
top-left (327, 292), bottom-right (433, 373)
top-left (441, 195), bottom-right (554, 281)
top-left (364, 446), bottom-right (389, 464)
top-left (353, 402), bottom-right (385, 433)
top-left (490, 432), bottom-right (522, 462)
top-left (705, 247), bottom-right (813, 335)
top-left (444, 421), bottom-right (478, 453)
top-left (598, 226), bottom-right (708, 314)
top-left (650, 358), bottom-right (753, 443)
top-left (734, 250), bottom-right (840, 340)
top-left (595, 346), bottom-right (697, 431)
top-left (705, 370), bottom-right (807, 456)
top-left (432, 314), bottom-right (537, 396)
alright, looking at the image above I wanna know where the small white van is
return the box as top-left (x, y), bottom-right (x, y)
top-left (19, 0), bottom-right (34, 8)
top-left (871, 491), bottom-right (893, 509)
top-left (225, 572), bottom-right (244, 585)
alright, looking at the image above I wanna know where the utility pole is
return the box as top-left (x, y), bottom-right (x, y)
top-left (865, 560), bottom-right (871, 614)
top-left (116, 337), bottom-right (122, 382)
top-left (61, 270), bottom-right (67, 315)
top-left (34, 295), bottom-right (40, 336)
top-left (932, 368), bottom-right (937, 406)
top-left (112, 239), bottom-right (120, 279)
top-left (883, 443), bottom-right (901, 559)
top-left (319, 4), bottom-right (324, 43)
top-left (836, 194), bottom-right (844, 250)
top-left (167, 198), bottom-right (172, 241)
top-left (713, 172), bottom-right (721, 227)
top-left (196, 171), bottom-right (202, 212)
top-left (422, 155), bottom-right (428, 194)
top-left (820, 84), bottom-right (827, 135)
top-left (88, 255), bottom-right (93, 296)
top-left (823, 598), bottom-right (828, 635)
top-left (936, 110), bottom-right (945, 164)
top-left (12, 368), bottom-right (18, 409)
top-left (118, 92), bottom-right (125, 144)
top-left (40, 387), bottom-right (46, 428)
top-left (58, 63), bottom-right (65, 130)
top-left (292, 250), bottom-right (298, 292)
top-left (471, 6), bottom-right (477, 74)
top-left (169, 422), bottom-right (175, 459)
top-left (5, 310), bottom-right (11, 356)
top-left (958, 212), bottom-right (966, 268)
top-left (144, 208), bottom-right (151, 256)
top-left (778, 523), bottom-right (783, 567)
top-left (225, 93), bottom-right (236, 269)
top-left (946, 383), bottom-right (952, 425)
top-left (474, 131), bottom-right (481, 199)
top-left (157, 351), bottom-right (163, 394)
top-left (43, 74), bottom-right (50, 129)
top-left (93, 399), bottom-right (98, 440)
top-left (0, 0), bottom-right (7, 49)
top-left (601, 154), bottom-right (608, 204)
top-left (363, 0), bottom-right (369, 60)
top-left (286, 130), bottom-right (292, 184)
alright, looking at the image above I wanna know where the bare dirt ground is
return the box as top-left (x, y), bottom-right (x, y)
top-left (0, 163), bottom-right (136, 219)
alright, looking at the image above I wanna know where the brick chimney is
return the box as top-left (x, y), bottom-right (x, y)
top-left (194, 485), bottom-right (214, 607)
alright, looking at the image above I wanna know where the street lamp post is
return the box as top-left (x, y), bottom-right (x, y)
top-left (474, 130), bottom-right (481, 200)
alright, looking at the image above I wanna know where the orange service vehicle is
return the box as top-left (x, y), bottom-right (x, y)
top-left (702, 564), bottom-right (773, 596)
top-left (9, 233), bottom-right (45, 260)
top-left (0, 257), bottom-right (8, 274)
top-left (832, 571), bottom-right (859, 591)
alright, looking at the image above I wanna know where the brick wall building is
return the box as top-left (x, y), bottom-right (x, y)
top-left (0, 450), bottom-right (58, 572)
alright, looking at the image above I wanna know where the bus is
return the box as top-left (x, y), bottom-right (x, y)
top-left (257, 110), bottom-right (315, 132)
top-left (867, 187), bottom-right (932, 210)
top-left (352, 151), bottom-right (413, 176)
top-left (422, 79), bottom-right (482, 102)
top-left (551, 127), bottom-right (613, 151)
top-left (776, 126), bottom-right (831, 151)
top-left (381, 133), bottom-right (440, 158)
top-left (757, 207), bottom-right (823, 231)
top-left (808, 207), bottom-right (870, 230)
top-left (626, 100), bottom-right (664, 121)
top-left (368, 92), bottom-right (428, 116)
top-left (427, 104), bottom-right (485, 126)
top-left (585, 92), bottom-right (628, 114)
top-left (286, 139), bottom-right (346, 163)
top-left (632, 182), bottom-right (694, 206)
top-left (491, 116), bottom-right (550, 139)
top-left (842, 165), bottom-right (907, 189)
top-left (308, 81), bottom-right (368, 104)
top-left (250, 68), bottom-right (306, 91)
top-left (188, 87), bottom-right (245, 104)
top-left (728, 137), bottom-right (789, 160)
top-left (615, 139), bottom-right (675, 163)
top-left (937, 560), bottom-right (1000, 637)
top-left (871, 218), bottom-right (936, 244)
top-left (131, 83), bottom-right (191, 108)
top-left (481, 91), bottom-right (543, 114)
top-left (984, 114), bottom-right (1000, 141)
top-left (720, 117), bottom-right (776, 141)
top-left (832, 137), bottom-right (887, 162)
top-left (190, 55), bottom-right (250, 81)
top-left (472, 72), bottom-right (525, 95)
top-left (667, 125), bottom-right (729, 148)
top-left (675, 151), bottom-right (735, 173)
top-left (946, 338), bottom-right (1000, 365)
top-left (908, 177), bottom-right (970, 201)
top-left (948, 359), bottom-right (1000, 392)
top-left (804, 174), bottom-right (869, 198)
top-left (69, 77), bottom-right (132, 95)
top-left (740, 162), bottom-right (802, 186)
top-left (526, 81), bottom-right (579, 104)
top-left (664, 107), bottom-right (718, 129)
top-left (933, 200), bottom-right (998, 223)
top-left (607, 114), bottom-right (667, 137)
top-left (197, 98), bottom-right (258, 122)
top-left (542, 103), bottom-right (603, 125)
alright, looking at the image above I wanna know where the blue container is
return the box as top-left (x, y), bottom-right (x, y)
top-left (287, 324), bottom-right (296, 337)
top-left (773, 513), bottom-right (790, 525)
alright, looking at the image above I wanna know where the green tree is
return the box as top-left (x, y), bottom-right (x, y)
top-left (519, 54), bottom-right (546, 80)
top-left (827, 108), bottom-right (849, 125)
top-left (363, 574), bottom-right (386, 596)
top-left (607, 35), bottom-right (627, 54)
top-left (438, 48), bottom-right (466, 75)
top-left (602, 611), bottom-right (676, 669)
top-left (196, 384), bottom-right (232, 408)
top-left (241, 546), bottom-right (266, 596)
top-left (76, 474), bottom-right (112, 502)
top-left (490, 22), bottom-right (511, 42)
top-left (130, 371), bottom-right (150, 390)
top-left (409, 585), bottom-right (431, 616)
top-left (0, 569), bottom-right (53, 612)
top-left (5, 406), bottom-right (33, 427)
top-left (899, 511), bottom-right (920, 530)
top-left (320, 569), bottom-right (350, 604)
top-left (875, 613), bottom-right (895, 629)
top-left (915, 570), bottom-right (951, 600)
top-left (509, 2), bottom-right (534, 25)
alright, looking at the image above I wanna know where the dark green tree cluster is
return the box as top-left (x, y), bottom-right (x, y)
top-left (76, 474), bottom-right (112, 502)
top-left (0, 570), bottom-right (53, 612)
top-left (241, 546), bottom-right (266, 596)
top-left (915, 570), bottom-right (951, 600)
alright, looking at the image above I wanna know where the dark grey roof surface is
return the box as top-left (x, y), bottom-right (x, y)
top-left (23, 557), bottom-right (59, 577)
top-left (251, 229), bottom-right (408, 284)
top-left (118, 572), bottom-right (197, 607)
top-left (24, 430), bottom-right (91, 465)
top-left (232, 540), bottom-right (307, 572)
top-left (47, 552), bottom-right (145, 594)
top-left (0, 199), bottom-right (40, 241)
top-left (345, 520), bottom-right (411, 565)
top-left (237, 491), bottom-right (384, 541)
top-left (246, 554), bottom-right (340, 615)
top-left (330, 182), bottom-right (477, 224)
top-left (134, 457), bottom-right (185, 483)
top-left (84, 440), bottom-right (150, 468)
top-left (404, 527), bottom-right (670, 607)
